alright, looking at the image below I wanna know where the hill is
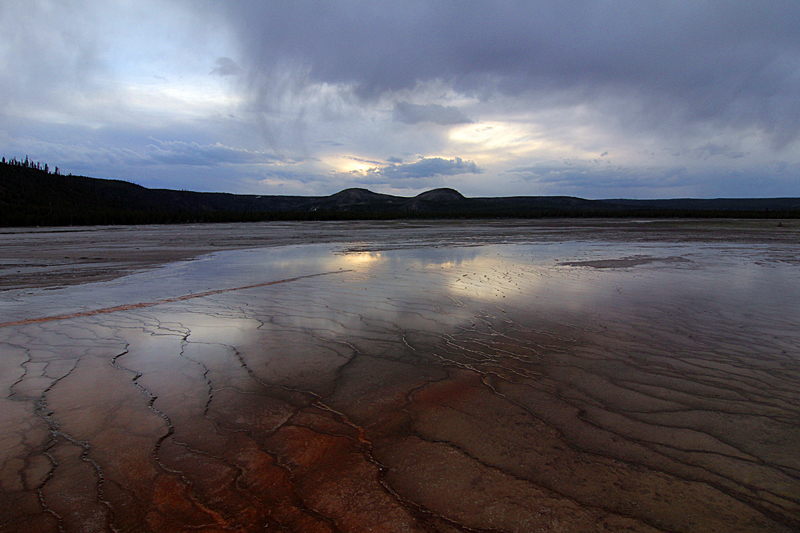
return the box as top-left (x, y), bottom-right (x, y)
top-left (2, 160), bottom-right (799, 226)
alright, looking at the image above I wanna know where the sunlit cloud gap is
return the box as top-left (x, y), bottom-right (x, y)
top-left (2, 1), bottom-right (799, 198)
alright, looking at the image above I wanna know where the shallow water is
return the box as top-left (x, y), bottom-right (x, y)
top-left (1, 223), bottom-right (799, 532)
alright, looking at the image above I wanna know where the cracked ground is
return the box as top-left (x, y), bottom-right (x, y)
top-left (1, 221), bottom-right (799, 532)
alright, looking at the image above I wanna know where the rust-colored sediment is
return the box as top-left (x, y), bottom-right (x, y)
top-left (2, 225), bottom-right (799, 532)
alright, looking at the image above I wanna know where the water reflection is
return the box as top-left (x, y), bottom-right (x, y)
top-left (337, 250), bottom-right (383, 266)
top-left (1, 236), bottom-right (799, 532)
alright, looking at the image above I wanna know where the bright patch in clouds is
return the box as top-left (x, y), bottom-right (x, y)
top-left (2, 1), bottom-right (800, 198)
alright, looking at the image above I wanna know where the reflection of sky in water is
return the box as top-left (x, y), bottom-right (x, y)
top-left (3, 227), bottom-right (798, 533)
top-left (2, 240), bottom-right (799, 329)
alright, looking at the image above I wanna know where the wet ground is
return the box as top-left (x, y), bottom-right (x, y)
top-left (1, 220), bottom-right (799, 532)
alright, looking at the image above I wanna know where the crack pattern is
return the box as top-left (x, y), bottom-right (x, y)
top-left (2, 232), bottom-right (799, 533)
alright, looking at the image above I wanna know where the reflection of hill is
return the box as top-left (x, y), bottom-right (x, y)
top-left (2, 161), bottom-right (799, 227)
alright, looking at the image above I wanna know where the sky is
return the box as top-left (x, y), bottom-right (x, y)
top-left (1, 1), bottom-right (799, 199)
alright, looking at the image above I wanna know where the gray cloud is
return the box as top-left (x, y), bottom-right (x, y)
top-left (336, 157), bottom-right (482, 192)
top-left (215, 1), bottom-right (800, 142)
top-left (142, 140), bottom-right (287, 166)
top-left (0, 2), bottom-right (108, 119)
top-left (343, 155), bottom-right (385, 166)
top-left (690, 143), bottom-right (747, 160)
top-left (510, 162), bottom-right (698, 198)
top-left (6, 135), bottom-right (290, 172)
top-left (3, 1), bottom-right (800, 199)
top-left (393, 102), bottom-right (472, 125)
top-left (210, 57), bottom-right (241, 77)
top-left (377, 157), bottom-right (481, 180)
top-left (506, 157), bottom-right (800, 199)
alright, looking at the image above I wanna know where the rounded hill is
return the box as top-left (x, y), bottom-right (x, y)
top-left (414, 188), bottom-right (466, 202)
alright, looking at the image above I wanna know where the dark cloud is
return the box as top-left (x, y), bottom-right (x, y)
top-left (215, 1), bottom-right (800, 141)
top-left (510, 162), bottom-right (697, 198)
top-left (11, 136), bottom-right (290, 171)
top-left (142, 140), bottom-right (287, 166)
top-left (506, 157), bottom-right (800, 199)
top-left (4, 1), bottom-right (799, 198)
top-left (393, 102), bottom-right (472, 125)
top-left (343, 155), bottom-right (385, 166)
top-left (690, 143), bottom-right (747, 160)
top-left (210, 57), bottom-right (241, 76)
top-left (336, 157), bottom-right (481, 191)
top-left (378, 157), bottom-right (481, 180)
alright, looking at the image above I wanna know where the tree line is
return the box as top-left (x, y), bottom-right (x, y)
top-left (2, 156), bottom-right (61, 176)
top-left (2, 156), bottom-right (798, 227)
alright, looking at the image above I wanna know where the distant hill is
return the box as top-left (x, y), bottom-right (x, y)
top-left (2, 160), bottom-right (799, 226)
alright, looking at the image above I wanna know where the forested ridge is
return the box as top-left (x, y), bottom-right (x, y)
top-left (2, 158), bottom-right (799, 227)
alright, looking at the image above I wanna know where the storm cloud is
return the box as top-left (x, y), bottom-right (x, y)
top-left (393, 103), bottom-right (472, 126)
top-left (378, 157), bottom-right (481, 179)
top-left (2, 1), bottom-right (799, 197)
top-left (218, 1), bottom-right (800, 140)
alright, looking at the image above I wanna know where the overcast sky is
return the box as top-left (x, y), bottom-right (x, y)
top-left (2, 1), bottom-right (799, 198)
